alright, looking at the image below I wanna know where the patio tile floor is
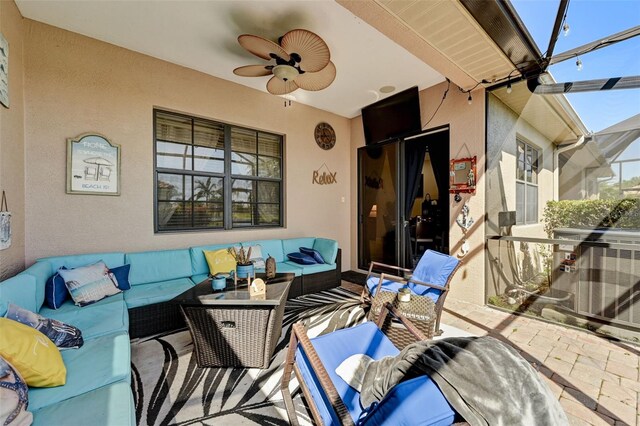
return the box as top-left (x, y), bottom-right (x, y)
top-left (442, 298), bottom-right (640, 426)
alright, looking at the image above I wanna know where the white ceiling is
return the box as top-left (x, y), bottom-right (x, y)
top-left (16, 0), bottom-right (445, 118)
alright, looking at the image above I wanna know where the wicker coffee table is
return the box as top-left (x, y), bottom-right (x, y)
top-left (368, 290), bottom-right (436, 349)
top-left (172, 274), bottom-right (293, 368)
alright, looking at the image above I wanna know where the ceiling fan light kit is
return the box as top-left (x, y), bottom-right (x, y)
top-left (233, 29), bottom-right (336, 96)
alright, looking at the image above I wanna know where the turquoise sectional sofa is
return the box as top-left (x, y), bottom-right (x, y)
top-left (0, 237), bottom-right (340, 426)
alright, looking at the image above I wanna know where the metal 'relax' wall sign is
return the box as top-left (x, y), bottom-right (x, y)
top-left (312, 163), bottom-right (337, 185)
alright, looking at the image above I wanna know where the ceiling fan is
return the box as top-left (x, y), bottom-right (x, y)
top-left (233, 29), bottom-right (336, 95)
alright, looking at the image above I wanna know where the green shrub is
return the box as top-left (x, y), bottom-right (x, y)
top-left (543, 198), bottom-right (640, 237)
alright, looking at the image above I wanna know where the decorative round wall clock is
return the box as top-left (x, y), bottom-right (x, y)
top-left (314, 122), bottom-right (336, 150)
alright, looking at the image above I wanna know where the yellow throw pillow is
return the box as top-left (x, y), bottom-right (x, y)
top-left (0, 318), bottom-right (66, 387)
top-left (203, 249), bottom-right (236, 276)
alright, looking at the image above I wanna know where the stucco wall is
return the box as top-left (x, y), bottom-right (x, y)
top-left (350, 81), bottom-right (486, 305)
top-left (486, 93), bottom-right (555, 240)
top-left (22, 20), bottom-right (352, 267)
top-left (0, 0), bottom-right (25, 279)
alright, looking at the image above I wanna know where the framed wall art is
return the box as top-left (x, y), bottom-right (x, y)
top-left (66, 133), bottom-right (121, 195)
top-left (0, 32), bottom-right (9, 108)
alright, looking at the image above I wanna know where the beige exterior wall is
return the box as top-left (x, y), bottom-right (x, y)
top-left (22, 20), bottom-right (352, 267)
top-left (350, 81), bottom-right (487, 305)
top-left (0, 0), bottom-right (26, 279)
top-left (486, 93), bottom-right (556, 240)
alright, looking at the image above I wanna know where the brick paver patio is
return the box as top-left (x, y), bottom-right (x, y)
top-left (441, 298), bottom-right (640, 426)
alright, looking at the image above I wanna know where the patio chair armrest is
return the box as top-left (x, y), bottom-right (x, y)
top-left (292, 322), bottom-right (356, 426)
top-left (373, 272), bottom-right (409, 296)
top-left (368, 261), bottom-right (412, 276)
top-left (376, 302), bottom-right (428, 342)
top-left (406, 277), bottom-right (448, 292)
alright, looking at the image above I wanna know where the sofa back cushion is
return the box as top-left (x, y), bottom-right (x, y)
top-left (313, 238), bottom-right (339, 265)
top-left (39, 252), bottom-right (126, 272)
top-left (189, 244), bottom-right (231, 276)
top-left (126, 249), bottom-right (192, 285)
top-left (282, 238), bottom-right (316, 257)
top-left (19, 262), bottom-right (52, 311)
top-left (0, 275), bottom-right (38, 317)
top-left (245, 240), bottom-right (285, 263)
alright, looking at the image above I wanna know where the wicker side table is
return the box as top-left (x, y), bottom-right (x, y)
top-left (368, 291), bottom-right (436, 349)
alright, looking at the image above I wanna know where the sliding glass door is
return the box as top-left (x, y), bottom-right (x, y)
top-left (358, 143), bottom-right (401, 269)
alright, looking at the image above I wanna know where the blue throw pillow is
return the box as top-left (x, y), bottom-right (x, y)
top-left (299, 247), bottom-right (325, 264)
top-left (45, 267), bottom-right (68, 310)
top-left (5, 303), bottom-right (84, 349)
top-left (109, 264), bottom-right (131, 290)
top-left (287, 252), bottom-right (318, 265)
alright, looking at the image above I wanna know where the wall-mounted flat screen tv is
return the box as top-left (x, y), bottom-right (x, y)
top-left (361, 86), bottom-right (421, 145)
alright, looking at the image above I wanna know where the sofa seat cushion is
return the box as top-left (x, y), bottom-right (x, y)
top-left (38, 296), bottom-right (128, 340)
top-left (124, 278), bottom-right (194, 309)
top-left (283, 261), bottom-right (335, 275)
top-left (32, 381), bottom-right (135, 426)
top-left (28, 331), bottom-right (130, 411)
top-left (0, 274), bottom-right (38, 316)
top-left (190, 273), bottom-right (210, 286)
top-left (273, 262), bottom-right (303, 277)
top-left (126, 249), bottom-right (192, 286)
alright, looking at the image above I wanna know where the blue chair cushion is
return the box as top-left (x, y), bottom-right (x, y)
top-left (282, 238), bottom-right (316, 256)
top-left (412, 250), bottom-right (459, 288)
top-left (28, 331), bottom-right (131, 411)
top-left (361, 376), bottom-right (455, 426)
top-left (284, 261), bottom-right (335, 275)
top-left (110, 264), bottom-right (131, 290)
top-left (313, 238), bottom-right (338, 264)
top-left (38, 295), bottom-right (128, 340)
top-left (295, 321), bottom-right (455, 425)
top-left (287, 252), bottom-right (318, 265)
top-left (126, 249), bottom-right (192, 286)
top-left (45, 269), bottom-right (69, 309)
top-left (366, 276), bottom-right (445, 304)
top-left (300, 247), bottom-right (325, 264)
top-left (32, 381), bottom-right (135, 426)
top-left (0, 274), bottom-right (38, 316)
top-left (295, 322), bottom-right (399, 424)
top-left (124, 278), bottom-right (194, 309)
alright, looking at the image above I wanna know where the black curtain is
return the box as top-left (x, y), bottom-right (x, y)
top-left (404, 130), bottom-right (450, 265)
top-left (404, 136), bottom-right (429, 265)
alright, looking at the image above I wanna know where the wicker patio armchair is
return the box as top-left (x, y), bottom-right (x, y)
top-left (281, 302), bottom-right (456, 425)
top-left (361, 249), bottom-right (462, 335)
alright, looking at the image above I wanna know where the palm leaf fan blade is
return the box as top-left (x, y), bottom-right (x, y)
top-left (238, 34), bottom-right (290, 62)
top-left (280, 29), bottom-right (330, 72)
top-left (233, 65), bottom-right (273, 77)
top-left (266, 76), bottom-right (299, 95)
top-left (295, 61), bottom-right (336, 91)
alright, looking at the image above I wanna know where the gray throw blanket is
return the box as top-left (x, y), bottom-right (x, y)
top-left (360, 336), bottom-right (568, 426)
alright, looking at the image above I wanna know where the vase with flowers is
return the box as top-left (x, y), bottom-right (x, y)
top-left (228, 245), bottom-right (254, 279)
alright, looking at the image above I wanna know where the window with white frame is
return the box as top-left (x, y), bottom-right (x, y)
top-left (515, 138), bottom-right (539, 225)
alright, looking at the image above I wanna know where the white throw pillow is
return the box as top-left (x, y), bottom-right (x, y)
top-left (57, 261), bottom-right (121, 306)
top-left (335, 354), bottom-right (375, 392)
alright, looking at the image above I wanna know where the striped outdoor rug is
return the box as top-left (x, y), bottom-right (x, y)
top-left (130, 287), bottom-right (366, 425)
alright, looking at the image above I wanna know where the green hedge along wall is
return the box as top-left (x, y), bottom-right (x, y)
top-left (543, 198), bottom-right (640, 237)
